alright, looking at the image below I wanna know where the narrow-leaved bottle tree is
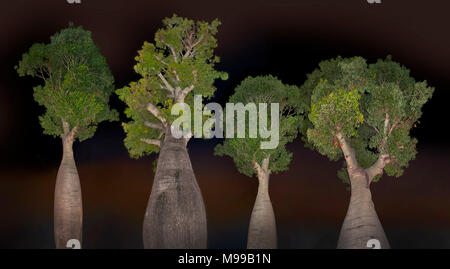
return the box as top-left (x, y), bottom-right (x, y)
top-left (116, 15), bottom-right (227, 248)
top-left (215, 75), bottom-right (300, 249)
top-left (16, 24), bottom-right (117, 248)
top-left (302, 56), bottom-right (434, 248)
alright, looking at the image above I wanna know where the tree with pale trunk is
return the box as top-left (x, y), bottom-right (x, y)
top-left (116, 15), bottom-right (227, 249)
top-left (16, 24), bottom-right (117, 249)
top-left (214, 75), bottom-right (301, 249)
top-left (301, 56), bottom-right (434, 249)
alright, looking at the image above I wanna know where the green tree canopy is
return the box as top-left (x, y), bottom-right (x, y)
top-left (304, 56), bottom-right (434, 183)
top-left (16, 24), bottom-right (117, 141)
top-left (116, 15), bottom-right (228, 158)
top-left (214, 75), bottom-right (300, 177)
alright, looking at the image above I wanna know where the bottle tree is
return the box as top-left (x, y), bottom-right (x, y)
top-left (116, 15), bottom-right (227, 248)
top-left (302, 56), bottom-right (434, 248)
top-left (215, 75), bottom-right (301, 249)
top-left (16, 24), bottom-right (117, 248)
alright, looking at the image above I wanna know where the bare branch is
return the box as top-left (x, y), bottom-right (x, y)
top-left (363, 113), bottom-right (395, 185)
top-left (252, 159), bottom-right (262, 174)
top-left (388, 121), bottom-right (398, 137)
top-left (183, 34), bottom-right (204, 59)
top-left (252, 155), bottom-right (271, 177)
top-left (147, 103), bottom-right (167, 125)
top-left (367, 122), bottom-right (380, 134)
top-left (154, 55), bottom-right (168, 66)
top-left (176, 85), bottom-right (195, 102)
top-left (62, 118), bottom-right (70, 135)
top-left (61, 118), bottom-right (78, 141)
top-left (336, 131), bottom-right (359, 171)
top-left (383, 113), bottom-right (390, 137)
top-left (262, 154), bottom-right (271, 172)
top-left (157, 72), bottom-right (175, 94)
top-left (191, 34), bottom-right (205, 48)
top-left (379, 113), bottom-right (392, 153)
top-left (161, 41), bottom-right (178, 62)
top-left (140, 138), bottom-right (161, 147)
top-left (173, 69), bottom-right (181, 82)
top-left (366, 153), bottom-right (391, 184)
top-left (144, 121), bottom-right (164, 130)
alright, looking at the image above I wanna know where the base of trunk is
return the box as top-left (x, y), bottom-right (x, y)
top-left (54, 138), bottom-right (83, 249)
top-left (337, 169), bottom-right (389, 249)
top-left (247, 173), bottom-right (277, 249)
top-left (143, 131), bottom-right (207, 249)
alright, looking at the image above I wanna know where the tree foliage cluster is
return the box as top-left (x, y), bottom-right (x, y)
top-left (215, 75), bottom-right (302, 177)
top-left (116, 15), bottom-right (228, 158)
top-left (16, 24), bottom-right (117, 141)
top-left (303, 56), bottom-right (434, 183)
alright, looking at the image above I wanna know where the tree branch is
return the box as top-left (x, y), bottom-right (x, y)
top-left (367, 122), bottom-right (380, 134)
top-left (262, 154), bottom-right (270, 172)
top-left (173, 69), bottom-right (181, 82)
top-left (62, 118), bottom-right (70, 135)
top-left (366, 153), bottom-right (391, 184)
top-left (379, 112), bottom-right (391, 153)
top-left (176, 84), bottom-right (195, 102)
top-left (147, 103), bottom-right (167, 125)
top-left (336, 131), bottom-right (359, 171)
top-left (388, 121), bottom-right (398, 137)
top-left (154, 55), bottom-right (168, 66)
top-left (364, 113), bottom-right (393, 185)
top-left (140, 138), bottom-right (161, 147)
top-left (383, 112), bottom-right (390, 137)
top-left (183, 34), bottom-right (204, 59)
top-left (61, 118), bottom-right (77, 141)
top-left (252, 155), bottom-right (271, 177)
top-left (144, 121), bottom-right (164, 130)
top-left (157, 72), bottom-right (175, 95)
top-left (161, 41), bottom-right (178, 62)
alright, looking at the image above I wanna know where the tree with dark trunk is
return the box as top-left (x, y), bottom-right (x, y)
top-left (116, 15), bottom-right (227, 248)
top-left (301, 56), bottom-right (434, 248)
top-left (215, 76), bottom-right (301, 249)
top-left (16, 24), bottom-right (117, 248)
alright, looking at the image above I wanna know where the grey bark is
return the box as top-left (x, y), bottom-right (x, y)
top-left (142, 127), bottom-right (207, 248)
top-left (54, 121), bottom-right (82, 249)
top-left (336, 132), bottom-right (390, 249)
top-left (337, 166), bottom-right (390, 249)
top-left (247, 156), bottom-right (277, 249)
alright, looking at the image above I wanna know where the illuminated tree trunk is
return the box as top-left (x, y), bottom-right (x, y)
top-left (54, 134), bottom-right (83, 249)
top-left (143, 128), bottom-right (207, 249)
top-left (337, 167), bottom-right (390, 249)
top-left (336, 132), bottom-right (389, 249)
top-left (247, 156), bottom-right (277, 249)
top-left (247, 171), bottom-right (277, 249)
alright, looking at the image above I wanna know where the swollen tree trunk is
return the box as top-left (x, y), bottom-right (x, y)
top-left (54, 132), bottom-right (83, 249)
top-left (143, 128), bottom-right (207, 249)
top-left (337, 167), bottom-right (390, 249)
top-left (247, 157), bottom-right (277, 249)
top-left (336, 132), bottom-right (390, 249)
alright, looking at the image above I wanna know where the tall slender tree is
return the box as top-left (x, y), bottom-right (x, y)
top-left (116, 15), bottom-right (227, 248)
top-left (215, 75), bottom-right (300, 249)
top-left (16, 24), bottom-right (117, 248)
top-left (301, 56), bottom-right (434, 248)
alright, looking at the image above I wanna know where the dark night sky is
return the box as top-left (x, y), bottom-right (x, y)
top-left (1, 0), bottom-right (450, 248)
